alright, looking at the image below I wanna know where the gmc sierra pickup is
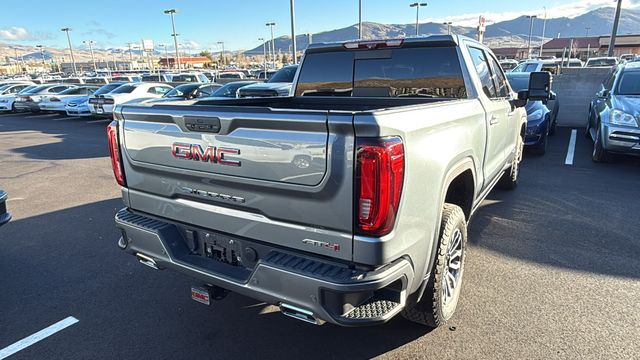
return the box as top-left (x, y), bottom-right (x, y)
top-left (110, 35), bottom-right (550, 327)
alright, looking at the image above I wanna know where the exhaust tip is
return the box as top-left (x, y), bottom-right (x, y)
top-left (136, 253), bottom-right (159, 270)
top-left (117, 236), bottom-right (127, 249)
top-left (279, 303), bottom-right (322, 325)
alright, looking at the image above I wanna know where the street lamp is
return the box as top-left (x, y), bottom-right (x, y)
top-left (290, 0), bottom-right (297, 64)
top-left (608, 0), bottom-right (623, 57)
top-left (358, 0), bottom-right (363, 39)
top-left (35, 45), bottom-right (45, 66)
top-left (540, 7), bottom-right (547, 57)
top-left (525, 15), bottom-right (537, 58)
top-left (443, 21), bottom-right (452, 35)
top-left (409, 3), bottom-right (427, 36)
top-left (266, 22), bottom-right (276, 63)
top-left (585, 27), bottom-right (591, 37)
top-left (217, 41), bottom-right (225, 67)
top-left (258, 37), bottom-right (267, 75)
top-left (164, 8), bottom-right (181, 71)
top-left (83, 40), bottom-right (97, 71)
top-left (60, 27), bottom-right (77, 75)
top-left (159, 44), bottom-right (168, 68)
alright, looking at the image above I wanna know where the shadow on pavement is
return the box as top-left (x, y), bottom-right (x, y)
top-left (0, 114), bottom-right (108, 160)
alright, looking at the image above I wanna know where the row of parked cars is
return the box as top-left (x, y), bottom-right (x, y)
top-left (0, 65), bottom-right (300, 118)
top-left (499, 54), bottom-right (637, 72)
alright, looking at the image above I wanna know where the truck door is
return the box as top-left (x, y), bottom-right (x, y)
top-left (467, 46), bottom-right (512, 186)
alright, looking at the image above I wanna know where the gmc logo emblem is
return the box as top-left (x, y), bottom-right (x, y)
top-left (172, 143), bottom-right (241, 167)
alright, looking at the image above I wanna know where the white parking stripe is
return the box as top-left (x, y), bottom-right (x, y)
top-left (0, 316), bottom-right (79, 359)
top-left (53, 117), bottom-right (80, 121)
top-left (23, 114), bottom-right (56, 119)
top-left (87, 119), bottom-right (110, 124)
top-left (565, 129), bottom-right (577, 165)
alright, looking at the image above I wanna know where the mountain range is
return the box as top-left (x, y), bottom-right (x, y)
top-left (2, 6), bottom-right (639, 63)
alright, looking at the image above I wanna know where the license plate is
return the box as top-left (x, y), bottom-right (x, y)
top-left (191, 286), bottom-right (211, 305)
top-left (96, 108), bottom-right (104, 114)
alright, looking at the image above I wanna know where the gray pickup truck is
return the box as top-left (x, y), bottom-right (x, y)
top-left (110, 35), bottom-right (550, 327)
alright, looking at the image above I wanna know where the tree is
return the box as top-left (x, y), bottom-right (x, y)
top-left (199, 50), bottom-right (213, 62)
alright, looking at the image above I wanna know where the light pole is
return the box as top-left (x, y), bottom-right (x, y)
top-left (585, 27), bottom-right (591, 37)
top-left (258, 37), bottom-right (267, 75)
top-left (266, 22), bottom-right (276, 64)
top-left (60, 27), bottom-right (77, 75)
top-left (608, 0), bottom-right (623, 57)
top-left (443, 22), bottom-right (452, 35)
top-left (35, 45), bottom-right (45, 67)
top-left (358, 0), bottom-right (363, 39)
top-left (217, 41), bottom-right (225, 67)
top-left (525, 15), bottom-right (537, 58)
top-left (83, 40), bottom-right (97, 71)
top-left (539, 7), bottom-right (547, 57)
top-left (164, 8), bottom-right (181, 71)
top-left (159, 44), bottom-right (168, 68)
top-left (409, 3), bottom-right (427, 36)
top-left (126, 42), bottom-right (134, 64)
top-left (290, 0), bottom-right (297, 64)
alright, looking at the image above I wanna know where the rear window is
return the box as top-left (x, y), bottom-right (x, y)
top-left (268, 66), bottom-right (298, 83)
top-left (295, 47), bottom-right (467, 98)
top-left (94, 84), bottom-right (121, 95)
top-left (84, 78), bottom-right (107, 84)
top-left (172, 74), bottom-right (200, 82)
top-left (110, 85), bottom-right (136, 94)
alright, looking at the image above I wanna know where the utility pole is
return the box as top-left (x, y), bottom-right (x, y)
top-left (217, 41), bottom-right (225, 67)
top-left (526, 15), bottom-right (537, 58)
top-left (266, 22), bottom-right (276, 64)
top-left (127, 42), bottom-right (134, 64)
top-left (409, 3), bottom-right (428, 36)
top-left (35, 45), bottom-right (45, 67)
top-left (585, 27), bottom-right (591, 37)
top-left (539, 7), bottom-right (547, 57)
top-left (83, 40), bottom-right (97, 72)
top-left (358, 0), bottom-right (363, 38)
top-left (443, 22), bottom-right (452, 35)
top-left (290, 0), bottom-right (297, 64)
top-left (608, 0), bottom-right (623, 57)
top-left (60, 27), bottom-right (77, 75)
top-left (258, 37), bottom-right (267, 75)
top-left (164, 8), bottom-right (181, 71)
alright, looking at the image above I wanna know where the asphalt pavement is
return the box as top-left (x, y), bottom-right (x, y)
top-left (0, 112), bottom-right (639, 359)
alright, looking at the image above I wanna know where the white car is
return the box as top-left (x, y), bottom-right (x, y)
top-left (38, 86), bottom-right (100, 113)
top-left (585, 57), bottom-right (619, 68)
top-left (111, 75), bottom-right (142, 82)
top-left (65, 98), bottom-right (93, 117)
top-left (86, 82), bottom-right (128, 115)
top-left (0, 83), bottom-right (36, 111)
top-left (168, 73), bottom-right (210, 83)
top-left (88, 82), bottom-right (173, 116)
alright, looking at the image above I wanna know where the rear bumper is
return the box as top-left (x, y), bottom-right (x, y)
top-left (115, 207), bottom-right (414, 326)
top-left (39, 103), bottom-right (66, 112)
top-left (0, 190), bottom-right (10, 227)
top-left (602, 124), bottom-right (640, 155)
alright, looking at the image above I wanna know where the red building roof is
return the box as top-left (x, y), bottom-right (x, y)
top-left (543, 37), bottom-right (600, 49)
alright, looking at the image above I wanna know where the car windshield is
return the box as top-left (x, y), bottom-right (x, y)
top-left (17, 85), bottom-right (38, 94)
top-left (268, 66), bottom-right (298, 83)
top-left (164, 84), bottom-right (199, 97)
top-left (588, 59), bottom-right (617, 67)
top-left (0, 84), bottom-right (12, 92)
top-left (212, 82), bottom-right (249, 97)
top-left (109, 85), bottom-right (137, 94)
top-left (24, 85), bottom-right (50, 94)
top-left (506, 75), bottom-right (529, 92)
top-left (94, 83), bottom-right (122, 95)
top-left (616, 71), bottom-right (640, 95)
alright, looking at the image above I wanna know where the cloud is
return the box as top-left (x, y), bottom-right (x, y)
top-left (86, 20), bottom-right (102, 27)
top-left (428, 0), bottom-right (640, 27)
top-left (81, 28), bottom-right (117, 39)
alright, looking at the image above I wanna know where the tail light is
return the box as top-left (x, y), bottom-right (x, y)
top-left (24, 96), bottom-right (32, 102)
top-left (104, 98), bottom-right (115, 104)
top-left (344, 39), bottom-right (404, 50)
top-left (356, 137), bottom-right (405, 236)
top-left (107, 121), bottom-right (126, 186)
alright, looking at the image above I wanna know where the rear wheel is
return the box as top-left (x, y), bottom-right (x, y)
top-left (592, 127), bottom-right (609, 163)
top-left (401, 204), bottom-right (467, 327)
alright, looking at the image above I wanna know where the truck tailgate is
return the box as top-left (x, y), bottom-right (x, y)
top-left (118, 104), bottom-right (355, 260)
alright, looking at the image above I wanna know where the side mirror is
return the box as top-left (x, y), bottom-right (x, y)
top-left (527, 71), bottom-right (552, 102)
top-left (600, 89), bottom-right (610, 98)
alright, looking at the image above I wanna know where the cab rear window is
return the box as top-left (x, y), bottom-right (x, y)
top-left (295, 46), bottom-right (467, 98)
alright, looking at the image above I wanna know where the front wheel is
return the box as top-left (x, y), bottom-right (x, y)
top-left (401, 204), bottom-right (467, 327)
top-left (592, 127), bottom-right (609, 163)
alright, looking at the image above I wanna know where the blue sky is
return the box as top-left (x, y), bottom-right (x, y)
top-left (1, 0), bottom-right (638, 52)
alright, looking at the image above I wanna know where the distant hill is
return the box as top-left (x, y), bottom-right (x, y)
top-left (246, 7), bottom-right (640, 54)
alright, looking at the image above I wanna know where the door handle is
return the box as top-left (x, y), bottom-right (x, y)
top-left (490, 116), bottom-right (499, 125)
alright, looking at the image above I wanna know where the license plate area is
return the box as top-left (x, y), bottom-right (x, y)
top-left (191, 286), bottom-right (211, 305)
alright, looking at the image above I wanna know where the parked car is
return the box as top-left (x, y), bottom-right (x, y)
top-left (0, 83), bottom-right (35, 111)
top-left (110, 36), bottom-right (549, 328)
top-left (585, 57), bottom-right (619, 68)
top-left (0, 188), bottom-right (10, 227)
top-left (84, 77), bottom-right (110, 85)
top-left (90, 82), bottom-right (173, 116)
top-left (13, 84), bottom-right (74, 112)
top-left (619, 54), bottom-right (636, 62)
top-left (506, 72), bottom-right (558, 154)
top-left (65, 98), bottom-right (93, 117)
top-left (145, 83), bottom-right (223, 103)
top-left (0, 85), bottom-right (38, 112)
top-left (512, 58), bottom-right (582, 74)
top-left (38, 85), bottom-right (99, 113)
top-left (205, 81), bottom-right (258, 99)
top-left (499, 59), bottom-right (519, 71)
top-left (169, 73), bottom-right (209, 83)
top-left (86, 82), bottom-right (128, 116)
top-left (237, 65), bottom-right (298, 98)
top-left (141, 74), bottom-right (172, 82)
top-left (215, 71), bottom-right (247, 84)
top-left (587, 61), bottom-right (640, 162)
top-left (111, 75), bottom-right (142, 83)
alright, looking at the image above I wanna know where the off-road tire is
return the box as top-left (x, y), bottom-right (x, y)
top-left (401, 204), bottom-right (467, 327)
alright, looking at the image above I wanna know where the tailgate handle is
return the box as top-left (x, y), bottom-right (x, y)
top-left (184, 116), bottom-right (221, 133)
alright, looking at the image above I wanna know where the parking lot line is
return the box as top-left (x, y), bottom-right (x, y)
top-left (565, 129), bottom-right (577, 165)
top-left (87, 119), bottom-right (111, 124)
top-left (23, 114), bottom-right (57, 119)
top-left (0, 316), bottom-right (78, 359)
top-left (53, 117), bottom-right (80, 121)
